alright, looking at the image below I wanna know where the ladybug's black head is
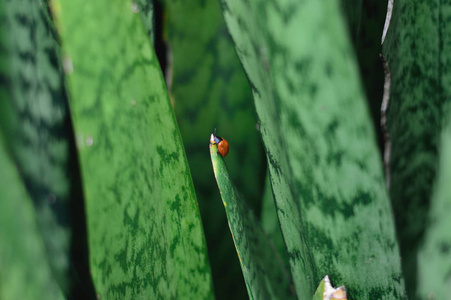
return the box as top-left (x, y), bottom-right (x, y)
top-left (211, 128), bottom-right (223, 144)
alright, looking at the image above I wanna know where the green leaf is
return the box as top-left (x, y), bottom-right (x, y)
top-left (381, 1), bottom-right (451, 296)
top-left (220, 0), bottom-right (406, 298)
top-left (210, 141), bottom-right (293, 300)
top-left (136, 0), bottom-right (155, 44)
top-left (417, 122), bottom-right (451, 299)
top-left (163, 0), bottom-right (266, 297)
top-left (50, 0), bottom-right (213, 298)
top-left (260, 173), bottom-right (289, 272)
top-left (0, 0), bottom-right (78, 294)
top-left (0, 130), bottom-right (64, 300)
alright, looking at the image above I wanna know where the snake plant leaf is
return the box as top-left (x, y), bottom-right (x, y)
top-left (312, 276), bottom-right (347, 300)
top-left (163, 0), bottom-right (265, 297)
top-left (417, 122), bottom-right (451, 299)
top-left (49, 0), bottom-right (213, 298)
top-left (135, 0), bottom-right (155, 44)
top-left (0, 0), bottom-right (79, 294)
top-left (260, 173), bottom-right (289, 271)
top-left (220, 0), bottom-right (406, 298)
top-left (210, 141), bottom-right (293, 300)
top-left (381, 1), bottom-right (451, 296)
top-left (0, 131), bottom-right (64, 300)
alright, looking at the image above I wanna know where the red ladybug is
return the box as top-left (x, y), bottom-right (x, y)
top-left (210, 129), bottom-right (229, 157)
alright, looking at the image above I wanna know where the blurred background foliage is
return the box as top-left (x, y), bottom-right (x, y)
top-left (1, 0), bottom-right (450, 299)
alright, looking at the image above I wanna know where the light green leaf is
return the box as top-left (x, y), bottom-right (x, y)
top-left (417, 122), bottom-right (451, 299)
top-left (50, 0), bottom-right (213, 298)
top-left (210, 141), bottom-right (293, 300)
top-left (136, 0), bottom-right (155, 44)
top-left (0, 130), bottom-right (64, 300)
top-left (219, 0), bottom-right (406, 298)
top-left (381, 1), bottom-right (451, 296)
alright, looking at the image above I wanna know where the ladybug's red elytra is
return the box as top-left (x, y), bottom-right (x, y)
top-left (210, 130), bottom-right (229, 157)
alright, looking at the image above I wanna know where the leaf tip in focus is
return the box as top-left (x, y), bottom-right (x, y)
top-left (313, 276), bottom-right (347, 300)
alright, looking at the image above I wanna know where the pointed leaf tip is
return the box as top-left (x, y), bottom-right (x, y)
top-left (313, 276), bottom-right (347, 300)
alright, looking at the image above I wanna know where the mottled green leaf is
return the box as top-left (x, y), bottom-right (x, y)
top-left (50, 0), bottom-right (213, 298)
top-left (136, 0), bottom-right (155, 44)
top-left (381, 1), bottom-right (451, 296)
top-left (0, 130), bottom-right (64, 300)
top-left (260, 173), bottom-right (289, 272)
top-left (210, 141), bottom-right (293, 300)
top-left (0, 0), bottom-right (79, 294)
top-left (417, 122), bottom-right (451, 299)
top-left (163, 0), bottom-right (265, 297)
top-left (220, 0), bottom-right (406, 298)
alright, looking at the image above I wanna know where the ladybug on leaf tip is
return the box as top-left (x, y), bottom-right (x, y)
top-left (210, 129), bottom-right (229, 157)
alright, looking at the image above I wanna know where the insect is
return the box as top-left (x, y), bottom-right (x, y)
top-left (210, 129), bottom-right (229, 157)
